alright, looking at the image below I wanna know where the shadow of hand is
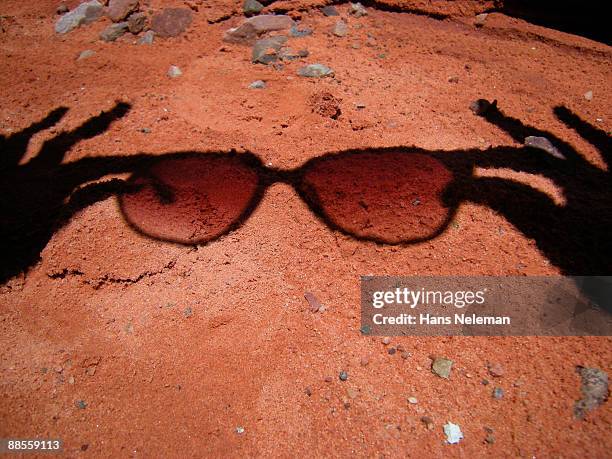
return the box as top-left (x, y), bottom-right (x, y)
top-left (0, 102), bottom-right (147, 282)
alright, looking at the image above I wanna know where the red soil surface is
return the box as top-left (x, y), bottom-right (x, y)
top-left (1, 0), bottom-right (610, 457)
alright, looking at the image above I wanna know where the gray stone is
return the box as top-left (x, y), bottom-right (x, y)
top-left (127, 12), bottom-right (147, 34)
top-left (575, 367), bottom-right (608, 419)
top-left (75, 400), bottom-right (87, 409)
top-left (107, 0), bottom-right (139, 23)
top-left (151, 8), bottom-right (193, 38)
top-left (290, 24), bottom-right (313, 37)
top-left (524, 136), bottom-right (565, 159)
top-left (297, 63), bottom-right (334, 78)
top-left (138, 30), bottom-right (155, 45)
top-left (100, 22), bottom-right (129, 41)
top-left (249, 80), bottom-right (266, 89)
top-left (321, 5), bottom-right (339, 16)
top-left (167, 65), bottom-right (182, 78)
top-left (77, 49), bottom-right (95, 60)
top-left (432, 357), bottom-right (453, 379)
top-left (339, 371), bottom-right (348, 381)
top-left (224, 14), bottom-right (294, 43)
top-left (252, 35), bottom-right (287, 64)
top-left (55, 0), bottom-right (103, 34)
top-left (243, 0), bottom-right (264, 16)
top-left (278, 47), bottom-right (308, 61)
top-left (492, 387), bottom-right (504, 399)
top-left (350, 2), bottom-right (367, 18)
top-left (332, 20), bottom-right (348, 37)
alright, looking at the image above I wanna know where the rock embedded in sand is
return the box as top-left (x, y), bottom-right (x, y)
top-left (474, 13), bottom-right (488, 27)
top-left (243, 0), bottom-right (264, 17)
top-left (290, 25), bottom-right (313, 38)
top-left (584, 90), bottom-right (593, 101)
top-left (127, 12), bottom-right (147, 34)
top-left (138, 30), bottom-right (155, 45)
top-left (332, 20), bottom-right (348, 37)
top-left (350, 2), bottom-right (368, 18)
top-left (321, 6), bottom-right (339, 17)
top-left (487, 362), bottom-right (504, 377)
top-left (151, 8), bottom-right (193, 38)
top-left (432, 357), bottom-right (453, 379)
top-left (524, 136), bottom-right (565, 159)
top-left (76, 49), bottom-right (95, 60)
top-left (443, 422), bottom-right (463, 444)
top-left (107, 0), bottom-right (139, 23)
top-left (167, 65), bottom-right (183, 78)
top-left (252, 35), bottom-right (287, 64)
top-left (224, 15), bottom-right (295, 44)
top-left (574, 366), bottom-right (609, 419)
top-left (100, 22), bottom-right (129, 41)
top-left (339, 371), bottom-right (348, 381)
top-left (297, 64), bottom-right (334, 78)
top-left (55, 0), bottom-right (103, 34)
top-left (249, 80), bottom-right (266, 89)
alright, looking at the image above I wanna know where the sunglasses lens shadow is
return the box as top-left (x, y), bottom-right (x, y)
top-left (301, 151), bottom-right (454, 243)
top-left (120, 155), bottom-right (259, 244)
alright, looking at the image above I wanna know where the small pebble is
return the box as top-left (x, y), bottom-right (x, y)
top-left (243, 0), bottom-right (264, 16)
top-left (304, 386), bottom-right (312, 396)
top-left (339, 371), bottom-right (348, 381)
top-left (77, 50), bottom-right (95, 61)
top-left (448, 76), bottom-right (459, 83)
top-left (75, 400), bottom-right (87, 409)
top-left (324, 376), bottom-right (333, 383)
top-left (432, 357), bottom-right (453, 379)
top-left (183, 307), bottom-right (193, 318)
top-left (349, 2), bottom-right (368, 18)
top-left (138, 30), bottom-right (155, 45)
top-left (584, 90), bottom-right (593, 101)
top-left (235, 426), bottom-right (245, 434)
top-left (482, 379), bottom-right (490, 385)
top-left (443, 422), bottom-right (464, 444)
top-left (297, 64), bottom-right (333, 78)
top-left (408, 397), bottom-right (418, 404)
top-left (381, 337), bottom-right (391, 345)
top-left (487, 362), bottom-right (504, 377)
top-left (492, 387), bottom-right (504, 399)
top-left (400, 351), bottom-right (410, 360)
top-left (68, 376), bottom-right (75, 385)
top-left (474, 13), bottom-right (488, 27)
top-left (388, 347), bottom-right (396, 355)
top-left (332, 20), bottom-right (348, 37)
top-left (167, 65), bottom-right (183, 78)
top-left (321, 5), bottom-right (339, 16)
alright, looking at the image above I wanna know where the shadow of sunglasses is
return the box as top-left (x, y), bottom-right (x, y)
top-left (119, 148), bottom-right (468, 245)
